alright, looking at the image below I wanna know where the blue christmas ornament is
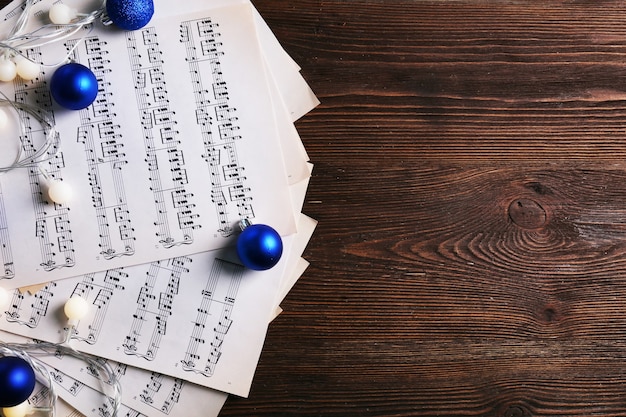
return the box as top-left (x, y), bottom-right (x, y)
top-left (0, 356), bottom-right (36, 408)
top-left (50, 63), bottom-right (98, 110)
top-left (236, 223), bottom-right (283, 271)
top-left (106, 0), bottom-right (154, 31)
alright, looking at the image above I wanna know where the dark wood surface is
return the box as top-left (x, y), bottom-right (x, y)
top-left (228, 1), bottom-right (626, 416)
top-left (8, 0), bottom-right (626, 416)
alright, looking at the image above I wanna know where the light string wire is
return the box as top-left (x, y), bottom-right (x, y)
top-left (0, 0), bottom-right (107, 67)
top-left (0, 339), bottom-right (123, 417)
top-left (0, 89), bottom-right (59, 174)
top-left (0, 343), bottom-right (56, 417)
top-left (0, 3), bottom-right (121, 415)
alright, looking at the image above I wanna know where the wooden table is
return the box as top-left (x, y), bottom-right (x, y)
top-left (5, 0), bottom-right (626, 416)
top-left (225, 1), bottom-right (626, 416)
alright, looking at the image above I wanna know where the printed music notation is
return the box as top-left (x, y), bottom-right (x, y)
top-left (0, 0), bottom-right (310, 400)
top-left (4, 281), bottom-right (56, 328)
top-left (127, 27), bottom-right (201, 247)
top-left (0, 306), bottom-right (228, 417)
top-left (181, 258), bottom-right (241, 377)
top-left (0, 0), bottom-right (296, 287)
top-left (0, 184), bottom-right (14, 279)
top-left (50, 366), bottom-right (86, 398)
top-left (0, 234), bottom-right (290, 396)
top-left (53, 364), bottom-right (225, 417)
top-left (140, 372), bottom-right (184, 414)
top-left (11, 50), bottom-right (77, 273)
top-left (123, 257), bottom-right (188, 359)
top-left (180, 17), bottom-right (252, 237)
top-left (72, 36), bottom-right (137, 260)
top-left (0, 210), bottom-right (317, 407)
top-left (26, 332), bottom-right (229, 417)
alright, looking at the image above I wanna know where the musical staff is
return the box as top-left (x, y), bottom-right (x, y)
top-left (123, 257), bottom-right (190, 360)
top-left (182, 259), bottom-right (242, 377)
top-left (71, 269), bottom-right (128, 344)
top-left (180, 18), bottom-right (253, 237)
top-left (12, 50), bottom-right (76, 272)
top-left (4, 282), bottom-right (57, 327)
top-left (127, 28), bottom-right (200, 249)
top-left (0, 0), bottom-right (296, 288)
top-left (70, 37), bottom-right (136, 259)
top-left (0, 2), bottom-right (308, 400)
top-left (0, 184), bottom-right (14, 279)
top-left (139, 372), bottom-right (184, 414)
top-left (50, 367), bottom-right (85, 397)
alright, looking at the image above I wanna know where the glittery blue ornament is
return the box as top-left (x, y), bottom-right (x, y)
top-left (50, 63), bottom-right (98, 110)
top-left (0, 356), bottom-right (36, 408)
top-left (236, 224), bottom-right (283, 271)
top-left (106, 0), bottom-right (154, 31)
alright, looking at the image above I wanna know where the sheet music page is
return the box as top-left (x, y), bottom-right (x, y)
top-left (0, 0), bottom-right (299, 287)
top-left (171, 0), bottom-right (321, 121)
top-left (0, 207), bottom-right (311, 415)
top-left (0, 213), bottom-right (317, 396)
top-left (1, 332), bottom-right (229, 417)
top-left (0, 209), bottom-right (315, 417)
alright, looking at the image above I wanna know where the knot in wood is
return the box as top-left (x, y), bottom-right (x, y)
top-left (504, 405), bottom-right (528, 417)
top-left (508, 198), bottom-right (547, 229)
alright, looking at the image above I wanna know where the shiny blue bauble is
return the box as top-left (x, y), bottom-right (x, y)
top-left (0, 356), bottom-right (36, 408)
top-left (106, 0), bottom-right (154, 30)
top-left (50, 63), bottom-right (98, 110)
top-left (236, 224), bottom-right (283, 271)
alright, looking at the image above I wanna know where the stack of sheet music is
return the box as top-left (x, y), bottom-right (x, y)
top-left (0, 0), bottom-right (318, 416)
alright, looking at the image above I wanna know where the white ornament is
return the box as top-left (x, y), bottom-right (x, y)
top-left (64, 295), bottom-right (89, 321)
top-left (15, 57), bottom-right (40, 81)
top-left (0, 108), bottom-right (8, 130)
top-left (49, 3), bottom-right (76, 25)
top-left (47, 180), bottom-right (73, 204)
top-left (2, 401), bottom-right (31, 417)
top-left (0, 59), bottom-right (17, 82)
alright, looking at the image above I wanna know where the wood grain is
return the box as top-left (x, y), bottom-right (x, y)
top-left (234, 1), bottom-right (626, 416)
top-left (6, 0), bottom-right (626, 416)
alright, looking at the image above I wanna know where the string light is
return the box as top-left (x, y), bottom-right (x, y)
top-left (0, 346), bottom-right (54, 417)
top-left (0, 90), bottom-right (71, 204)
top-left (0, 291), bottom-right (122, 417)
top-left (0, 1), bottom-right (158, 414)
top-left (0, 0), bottom-right (155, 83)
top-left (0, 90), bottom-right (59, 171)
top-left (0, 340), bottom-right (122, 417)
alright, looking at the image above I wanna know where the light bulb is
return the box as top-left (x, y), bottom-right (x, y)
top-left (15, 57), bottom-right (39, 81)
top-left (2, 401), bottom-right (30, 417)
top-left (49, 3), bottom-right (77, 25)
top-left (0, 59), bottom-right (16, 82)
top-left (47, 180), bottom-right (73, 205)
top-left (0, 108), bottom-right (8, 130)
top-left (64, 295), bottom-right (89, 321)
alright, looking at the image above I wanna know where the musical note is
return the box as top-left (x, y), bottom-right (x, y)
top-left (68, 36), bottom-right (137, 259)
top-left (127, 29), bottom-right (201, 248)
top-left (0, 2), bottom-right (304, 399)
top-left (180, 18), bottom-right (253, 238)
top-left (122, 257), bottom-right (190, 359)
top-left (0, 185), bottom-right (15, 279)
